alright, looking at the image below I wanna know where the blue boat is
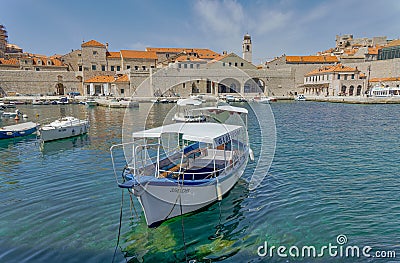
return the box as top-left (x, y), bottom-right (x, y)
top-left (0, 122), bottom-right (39, 139)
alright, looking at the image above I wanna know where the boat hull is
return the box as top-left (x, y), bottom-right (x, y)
top-left (39, 122), bottom-right (89, 142)
top-left (134, 155), bottom-right (247, 227)
top-left (0, 122), bottom-right (38, 139)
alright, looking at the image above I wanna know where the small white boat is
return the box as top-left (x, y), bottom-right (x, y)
top-left (108, 99), bottom-right (139, 108)
top-left (56, 97), bottom-right (69, 105)
top-left (39, 116), bottom-right (89, 142)
top-left (2, 109), bottom-right (22, 118)
top-left (253, 96), bottom-right (270, 104)
top-left (295, 94), bottom-right (306, 101)
top-left (85, 98), bottom-right (98, 107)
top-left (172, 98), bottom-right (206, 123)
top-left (111, 106), bottom-right (250, 227)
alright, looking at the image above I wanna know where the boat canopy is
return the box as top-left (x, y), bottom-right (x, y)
top-left (132, 122), bottom-right (243, 146)
top-left (176, 98), bottom-right (202, 106)
top-left (190, 105), bottom-right (248, 115)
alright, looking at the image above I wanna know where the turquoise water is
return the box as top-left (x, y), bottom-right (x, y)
top-left (0, 102), bottom-right (399, 262)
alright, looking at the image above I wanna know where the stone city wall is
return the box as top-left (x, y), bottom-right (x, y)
top-left (0, 70), bottom-right (81, 95)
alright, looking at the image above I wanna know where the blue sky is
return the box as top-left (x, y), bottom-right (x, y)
top-left (2, 0), bottom-right (400, 64)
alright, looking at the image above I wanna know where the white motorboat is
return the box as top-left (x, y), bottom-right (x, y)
top-left (108, 99), bottom-right (139, 108)
top-left (2, 109), bottom-right (22, 118)
top-left (39, 116), bottom-right (89, 142)
top-left (295, 94), bottom-right (306, 101)
top-left (253, 96), bottom-right (270, 104)
top-left (85, 98), bottom-right (98, 107)
top-left (111, 106), bottom-right (250, 227)
top-left (172, 98), bottom-right (206, 123)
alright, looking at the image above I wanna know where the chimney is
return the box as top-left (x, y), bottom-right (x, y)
top-left (106, 42), bottom-right (109, 50)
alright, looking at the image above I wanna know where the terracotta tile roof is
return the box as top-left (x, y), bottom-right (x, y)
top-left (146, 47), bottom-right (220, 59)
top-left (106, 51), bottom-right (121, 58)
top-left (114, 74), bottom-right (129, 82)
top-left (369, 77), bottom-right (400, 82)
top-left (84, 75), bottom-right (116, 83)
top-left (367, 46), bottom-right (380, 55)
top-left (120, 50), bottom-right (157, 59)
top-left (305, 64), bottom-right (359, 76)
top-left (31, 56), bottom-right (64, 66)
top-left (384, 39), bottom-right (400, 48)
top-left (0, 58), bottom-right (19, 66)
top-left (81, 40), bottom-right (105, 47)
top-left (286, 55), bottom-right (339, 63)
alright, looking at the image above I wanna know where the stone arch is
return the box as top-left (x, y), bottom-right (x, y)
top-left (219, 78), bottom-right (241, 93)
top-left (244, 78), bottom-right (265, 93)
top-left (349, 85), bottom-right (354, 96)
top-left (341, 85), bottom-right (347, 95)
top-left (356, 85), bottom-right (362, 96)
top-left (56, 83), bottom-right (65, 95)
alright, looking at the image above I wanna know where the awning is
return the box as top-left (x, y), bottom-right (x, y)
top-left (132, 122), bottom-right (243, 146)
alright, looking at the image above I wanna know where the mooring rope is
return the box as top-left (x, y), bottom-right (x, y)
top-left (112, 189), bottom-right (125, 263)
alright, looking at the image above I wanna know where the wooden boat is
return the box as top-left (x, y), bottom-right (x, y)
top-left (0, 122), bottom-right (38, 139)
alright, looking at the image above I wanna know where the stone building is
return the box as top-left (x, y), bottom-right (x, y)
top-left (83, 74), bottom-right (130, 97)
top-left (302, 64), bottom-right (366, 96)
top-left (120, 50), bottom-right (157, 71)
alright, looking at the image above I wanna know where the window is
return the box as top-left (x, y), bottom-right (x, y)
top-left (79, 65), bottom-right (82, 71)
top-left (241, 62), bottom-right (244, 67)
top-left (35, 67), bottom-right (40, 71)
top-left (111, 66), bottom-right (115, 71)
top-left (222, 62), bottom-right (225, 66)
top-left (229, 62), bottom-right (232, 66)
top-left (92, 65), bottom-right (96, 70)
top-left (142, 66), bottom-right (146, 70)
top-left (178, 64), bottom-right (181, 68)
top-left (120, 89), bottom-right (124, 94)
top-left (117, 66), bottom-right (120, 71)
top-left (78, 53), bottom-right (81, 57)
top-left (351, 74), bottom-right (355, 79)
top-left (235, 62), bottom-right (238, 67)
top-left (190, 64), bottom-right (193, 69)
top-left (337, 74), bottom-right (340, 80)
top-left (184, 64), bottom-right (187, 69)
top-left (135, 66), bottom-right (138, 70)
top-left (344, 75), bottom-right (347, 80)
top-left (127, 65), bottom-right (131, 69)
top-left (101, 65), bottom-right (106, 71)
top-left (93, 51), bottom-right (97, 55)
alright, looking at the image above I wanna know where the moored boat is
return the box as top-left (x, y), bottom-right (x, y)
top-left (0, 122), bottom-right (39, 139)
top-left (172, 98), bottom-right (206, 123)
top-left (295, 94), bottom-right (306, 101)
top-left (111, 106), bottom-right (250, 227)
top-left (38, 116), bottom-right (89, 142)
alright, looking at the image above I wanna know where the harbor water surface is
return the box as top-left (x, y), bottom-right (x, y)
top-left (0, 102), bottom-right (399, 262)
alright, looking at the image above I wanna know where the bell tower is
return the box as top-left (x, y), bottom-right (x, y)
top-left (242, 33), bottom-right (252, 63)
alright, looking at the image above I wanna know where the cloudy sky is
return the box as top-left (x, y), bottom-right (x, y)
top-left (2, 0), bottom-right (400, 64)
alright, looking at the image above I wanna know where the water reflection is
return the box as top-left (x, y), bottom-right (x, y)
top-left (39, 134), bottom-right (91, 155)
top-left (122, 179), bottom-right (249, 262)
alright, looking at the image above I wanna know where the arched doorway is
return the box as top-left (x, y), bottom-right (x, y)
top-left (349, 85), bottom-right (354, 96)
top-left (219, 78), bottom-right (241, 93)
top-left (56, 83), bottom-right (65, 95)
top-left (244, 78), bottom-right (265, 93)
top-left (356, 85), bottom-right (362, 96)
top-left (341, 85), bottom-right (347, 96)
